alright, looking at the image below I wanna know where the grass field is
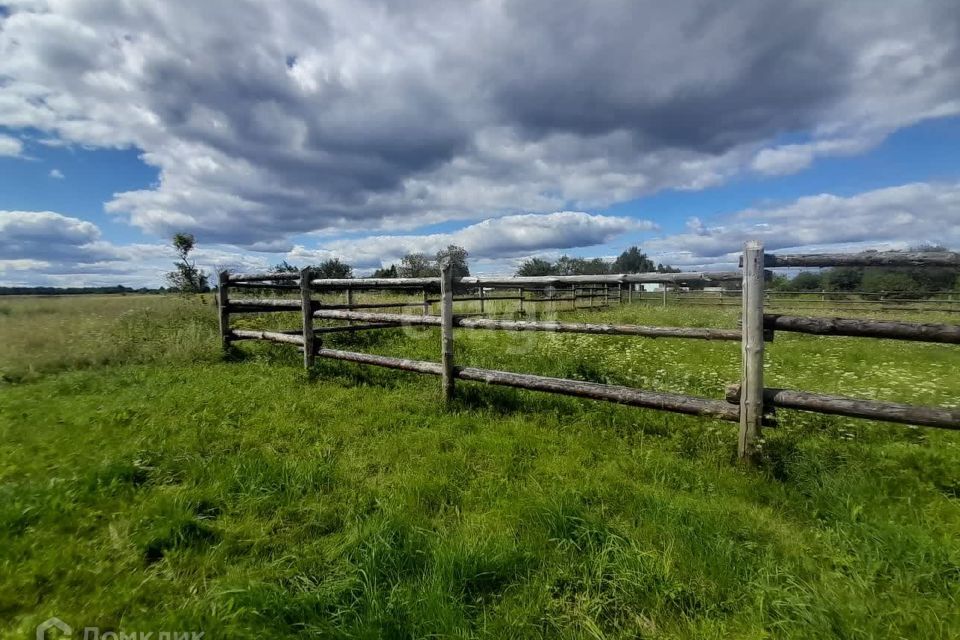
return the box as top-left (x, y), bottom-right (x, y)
top-left (1, 294), bottom-right (958, 638)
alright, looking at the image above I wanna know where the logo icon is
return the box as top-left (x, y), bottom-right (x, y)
top-left (37, 617), bottom-right (72, 640)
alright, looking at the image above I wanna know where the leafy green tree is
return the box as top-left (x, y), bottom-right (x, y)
top-left (272, 260), bottom-right (298, 273)
top-left (824, 267), bottom-right (862, 291)
top-left (435, 245), bottom-right (470, 278)
top-left (786, 271), bottom-right (823, 291)
top-left (612, 246), bottom-right (655, 273)
top-left (166, 233), bottom-right (209, 293)
top-left (372, 264), bottom-right (399, 278)
top-left (515, 258), bottom-right (556, 276)
top-left (398, 253), bottom-right (437, 278)
top-left (555, 256), bottom-right (610, 275)
top-left (656, 263), bottom-right (681, 273)
top-left (861, 271), bottom-right (920, 298)
top-left (314, 258), bottom-right (353, 279)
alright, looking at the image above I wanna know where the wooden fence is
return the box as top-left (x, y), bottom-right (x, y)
top-left (218, 245), bottom-right (960, 464)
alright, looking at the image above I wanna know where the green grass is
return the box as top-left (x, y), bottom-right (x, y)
top-left (1, 294), bottom-right (958, 638)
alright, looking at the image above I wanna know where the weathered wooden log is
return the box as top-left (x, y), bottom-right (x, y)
top-left (309, 271), bottom-right (742, 290)
top-left (759, 250), bottom-right (960, 268)
top-left (227, 272), bottom-right (301, 283)
top-left (440, 260), bottom-right (456, 402)
top-left (312, 347), bottom-right (739, 421)
top-left (320, 301), bottom-right (424, 310)
top-left (230, 329), bottom-right (305, 345)
top-left (300, 268), bottom-right (315, 368)
top-left (311, 309), bottom-right (740, 340)
top-left (456, 367), bottom-right (739, 421)
top-left (312, 277), bottom-right (441, 288)
top-left (725, 385), bottom-right (960, 430)
top-left (313, 310), bottom-right (439, 325)
top-left (313, 323), bottom-right (399, 334)
top-left (229, 298), bottom-right (302, 308)
top-left (454, 317), bottom-right (741, 340)
top-left (217, 271), bottom-right (231, 354)
top-left (425, 296), bottom-right (524, 304)
top-left (316, 348), bottom-right (445, 375)
top-left (739, 241), bottom-right (765, 464)
top-left (230, 282), bottom-right (300, 291)
top-left (764, 314), bottom-right (960, 344)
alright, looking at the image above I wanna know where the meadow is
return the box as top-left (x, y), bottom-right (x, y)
top-left (1, 293), bottom-right (958, 638)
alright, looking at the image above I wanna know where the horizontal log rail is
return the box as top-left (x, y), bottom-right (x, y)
top-left (303, 271), bottom-right (742, 289)
top-left (312, 309), bottom-right (741, 340)
top-left (230, 329), bottom-right (305, 345)
top-left (226, 272), bottom-right (301, 283)
top-left (314, 322), bottom-right (400, 334)
top-left (229, 298), bottom-right (301, 308)
top-left (230, 282), bottom-right (300, 291)
top-left (312, 348), bottom-right (740, 421)
top-left (757, 250), bottom-right (960, 268)
top-left (764, 314), bottom-right (960, 344)
top-left (725, 385), bottom-right (959, 430)
top-left (320, 301), bottom-right (423, 310)
top-left (425, 296), bottom-right (524, 304)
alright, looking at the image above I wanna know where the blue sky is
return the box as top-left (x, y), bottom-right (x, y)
top-left (2, 1), bottom-right (959, 286)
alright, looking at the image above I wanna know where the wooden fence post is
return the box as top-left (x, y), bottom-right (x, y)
top-left (739, 240), bottom-right (765, 464)
top-left (440, 259), bottom-right (455, 402)
top-left (479, 285), bottom-right (485, 314)
top-left (300, 267), bottom-right (315, 370)
top-left (662, 286), bottom-right (667, 307)
top-left (217, 270), bottom-right (231, 355)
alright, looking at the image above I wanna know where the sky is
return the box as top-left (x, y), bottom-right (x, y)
top-left (1, 0), bottom-right (959, 287)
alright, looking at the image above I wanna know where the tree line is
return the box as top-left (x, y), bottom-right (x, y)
top-left (514, 246), bottom-right (678, 276)
top-left (771, 245), bottom-right (960, 296)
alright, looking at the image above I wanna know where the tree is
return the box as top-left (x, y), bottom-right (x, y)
top-left (435, 245), bottom-right (470, 278)
top-left (612, 246), bottom-right (655, 273)
top-left (272, 260), bottom-right (298, 273)
top-left (785, 271), bottom-right (822, 291)
top-left (656, 263), bottom-right (681, 273)
top-left (314, 258), bottom-right (353, 279)
top-left (372, 264), bottom-right (399, 278)
top-left (861, 270), bottom-right (920, 298)
top-left (515, 257), bottom-right (556, 276)
top-left (824, 267), bottom-right (861, 291)
top-left (166, 233), bottom-right (209, 293)
top-left (555, 255), bottom-right (610, 275)
top-left (398, 252), bottom-right (437, 278)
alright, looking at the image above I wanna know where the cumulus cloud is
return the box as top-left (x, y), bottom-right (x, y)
top-left (644, 181), bottom-right (960, 268)
top-left (1, 1), bottom-right (958, 246)
top-left (0, 210), bottom-right (267, 286)
top-left (0, 133), bottom-right (24, 157)
top-left (48, 168), bottom-right (64, 178)
top-left (751, 138), bottom-right (875, 176)
top-left (290, 211), bottom-right (651, 269)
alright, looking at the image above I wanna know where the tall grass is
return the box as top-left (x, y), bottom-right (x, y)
top-left (0, 293), bottom-right (958, 638)
top-left (0, 294), bottom-right (219, 382)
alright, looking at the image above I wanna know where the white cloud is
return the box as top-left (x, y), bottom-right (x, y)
top-left (751, 138), bottom-right (875, 175)
top-left (644, 181), bottom-right (960, 268)
top-left (0, 210), bottom-right (268, 286)
top-left (0, 134), bottom-right (24, 157)
top-left (289, 211), bottom-right (652, 269)
top-left (48, 168), bottom-right (64, 179)
top-left (0, 1), bottom-right (957, 246)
